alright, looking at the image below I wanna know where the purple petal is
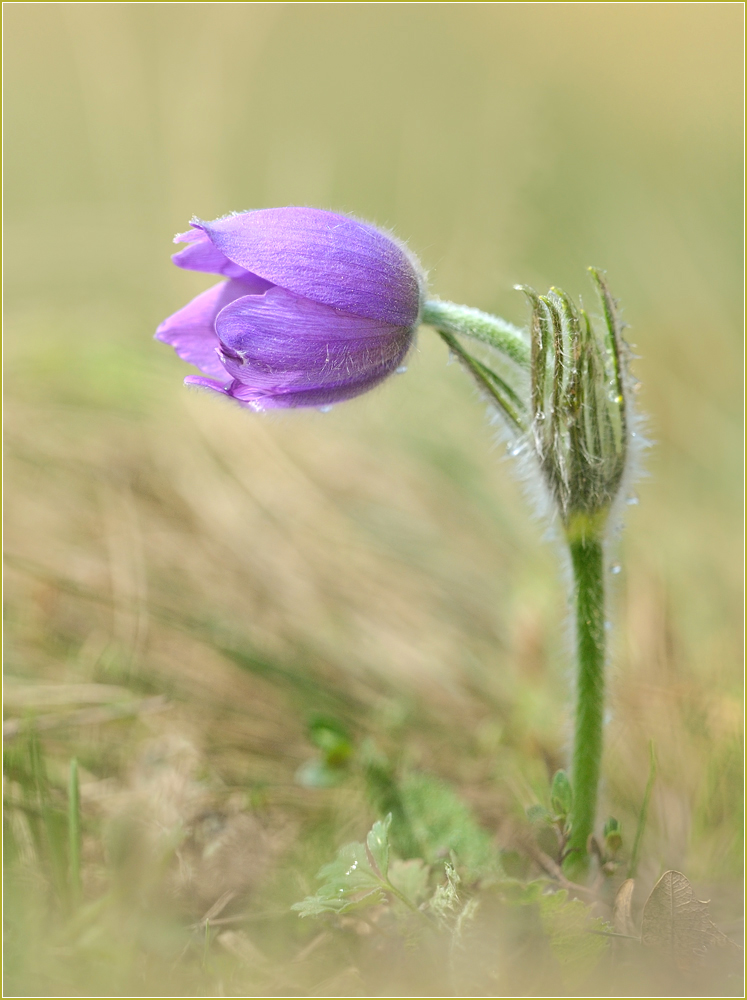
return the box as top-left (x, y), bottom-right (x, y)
top-left (174, 229), bottom-right (203, 243)
top-left (216, 286), bottom-right (410, 379)
top-left (194, 208), bottom-right (422, 327)
top-left (208, 286), bottom-right (412, 408)
top-left (230, 369), bottom-right (406, 410)
top-left (155, 277), bottom-right (271, 380)
top-left (172, 228), bottom-right (255, 280)
top-left (187, 366), bottom-right (408, 411)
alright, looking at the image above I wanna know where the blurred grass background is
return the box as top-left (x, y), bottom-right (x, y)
top-left (4, 3), bottom-right (743, 996)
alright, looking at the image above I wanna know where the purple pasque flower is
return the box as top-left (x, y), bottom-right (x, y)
top-left (156, 207), bottom-right (425, 410)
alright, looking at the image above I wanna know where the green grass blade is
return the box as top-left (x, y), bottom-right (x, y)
top-left (628, 740), bottom-right (657, 879)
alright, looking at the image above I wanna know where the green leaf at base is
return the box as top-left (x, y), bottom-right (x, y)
top-left (292, 815), bottom-right (396, 918)
top-left (539, 889), bottom-right (610, 987)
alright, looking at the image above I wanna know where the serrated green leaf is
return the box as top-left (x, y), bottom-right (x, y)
top-left (316, 842), bottom-right (380, 891)
top-left (366, 814), bottom-right (391, 878)
top-left (292, 817), bottom-right (396, 918)
top-left (291, 840), bottom-right (384, 917)
top-left (539, 889), bottom-right (610, 987)
top-left (501, 877), bottom-right (548, 905)
top-left (291, 885), bottom-right (385, 918)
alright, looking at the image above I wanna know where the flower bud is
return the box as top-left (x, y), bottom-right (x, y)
top-left (156, 208), bottom-right (426, 410)
top-left (518, 270), bottom-right (631, 536)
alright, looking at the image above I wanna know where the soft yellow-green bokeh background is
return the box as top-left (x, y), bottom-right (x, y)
top-left (4, 4), bottom-right (743, 991)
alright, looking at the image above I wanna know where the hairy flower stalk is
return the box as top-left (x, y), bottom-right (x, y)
top-left (520, 273), bottom-right (630, 877)
top-left (425, 271), bottom-right (632, 878)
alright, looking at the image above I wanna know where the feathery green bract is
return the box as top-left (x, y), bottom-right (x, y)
top-left (519, 270), bottom-right (630, 529)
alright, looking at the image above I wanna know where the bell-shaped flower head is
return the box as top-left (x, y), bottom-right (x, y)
top-left (156, 207), bottom-right (426, 410)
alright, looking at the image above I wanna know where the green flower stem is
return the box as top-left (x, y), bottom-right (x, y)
top-left (421, 299), bottom-right (531, 369)
top-left (565, 524), bottom-right (606, 879)
top-left (68, 757), bottom-right (82, 908)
